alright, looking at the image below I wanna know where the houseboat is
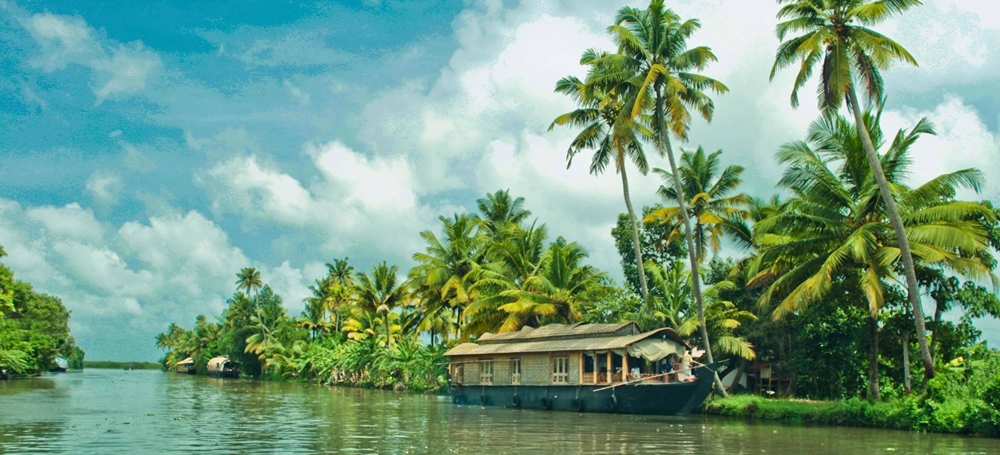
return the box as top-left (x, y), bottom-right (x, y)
top-left (207, 356), bottom-right (239, 378)
top-left (175, 357), bottom-right (196, 374)
top-left (445, 322), bottom-right (715, 415)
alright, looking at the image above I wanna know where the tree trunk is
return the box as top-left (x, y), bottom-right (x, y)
top-left (654, 91), bottom-right (727, 397)
top-left (868, 314), bottom-right (881, 402)
top-left (620, 164), bottom-right (650, 301)
top-left (930, 299), bottom-right (943, 361)
top-left (847, 87), bottom-right (935, 381)
top-left (728, 359), bottom-right (747, 393)
top-left (902, 330), bottom-right (912, 394)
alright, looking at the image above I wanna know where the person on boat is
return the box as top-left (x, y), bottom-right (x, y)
top-left (681, 350), bottom-right (694, 382)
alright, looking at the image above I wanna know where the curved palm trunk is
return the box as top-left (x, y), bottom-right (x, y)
top-left (847, 87), bottom-right (935, 381)
top-left (655, 92), bottom-right (727, 397)
top-left (620, 164), bottom-right (650, 301)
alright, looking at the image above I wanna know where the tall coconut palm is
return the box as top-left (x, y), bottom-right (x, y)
top-left (236, 267), bottom-right (266, 337)
top-left (646, 146), bottom-right (748, 263)
top-left (325, 258), bottom-right (355, 333)
top-left (769, 0), bottom-right (935, 379)
top-left (465, 223), bottom-right (549, 336)
top-left (411, 214), bottom-right (488, 341)
top-left (354, 262), bottom-right (409, 347)
top-left (551, 49), bottom-right (654, 300)
top-left (750, 112), bottom-right (993, 398)
top-left (604, 0), bottom-right (729, 395)
top-left (475, 190), bottom-right (532, 237)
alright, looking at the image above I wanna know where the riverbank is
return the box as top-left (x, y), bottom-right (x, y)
top-left (703, 394), bottom-right (999, 437)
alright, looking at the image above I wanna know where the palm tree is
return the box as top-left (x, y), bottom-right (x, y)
top-left (604, 0), bottom-right (729, 395)
top-left (354, 262), bottom-right (410, 347)
top-left (749, 112), bottom-right (993, 398)
top-left (646, 146), bottom-right (748, 263)
top-left (236, 267), bottom-right (266, 338)
top-left (551, 49), bottom-right (654, 300)
top-left (325, 258), bottom-right (355, 333)
top-left (475, 190), bottom-right (532, 236)
top-left (301, 282), bottom-right (331, 339)
top-left (500, 238), bottom-right (607, 331)
top-left (411, 214), bottom-right (487, 341)
top-left (465, 223), bottom-right (549, 336)
top-left (768, 0), bottom-right (935, 379)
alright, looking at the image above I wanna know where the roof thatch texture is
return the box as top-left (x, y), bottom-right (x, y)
top-left (446, 324), bottom-right (687, 358)
top-left (477, 322), bottom-right (639, 344)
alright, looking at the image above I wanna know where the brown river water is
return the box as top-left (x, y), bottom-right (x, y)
top-left (0, 369), bottom-right (994, 454)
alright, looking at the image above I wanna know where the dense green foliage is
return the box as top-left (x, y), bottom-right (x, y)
top-left (0, 257), bottom-right (83, 376)
top-left (706, 347), bottom-right (1000, 436)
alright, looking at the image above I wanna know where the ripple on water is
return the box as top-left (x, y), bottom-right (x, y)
top-left (1, 370), bottom-right (996, 454)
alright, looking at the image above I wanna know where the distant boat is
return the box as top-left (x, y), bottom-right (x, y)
top-left (52, 357), bottom-right (69, 372)
top-left (207, 356), bottom-right (239, 378)
top-left (174, 357), bottom-right (196, 374)
top-left (123, 364), bottom-right (134, 371)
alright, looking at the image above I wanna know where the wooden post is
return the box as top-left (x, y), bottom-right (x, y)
top-left (623, 354), bottom-right (629, 382)
top-left (606, 351), bottom-right (613, 384)
top-left (578, 353), bottom-right (583, 385)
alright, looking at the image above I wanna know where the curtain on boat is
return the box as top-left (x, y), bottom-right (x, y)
top-left (627, 338), bottom-right (685, 362)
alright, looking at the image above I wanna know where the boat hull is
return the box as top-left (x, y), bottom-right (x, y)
top-left (449, 364), bottom-right (715, 415)
top-left (207, 369), bottom-right (239, 378)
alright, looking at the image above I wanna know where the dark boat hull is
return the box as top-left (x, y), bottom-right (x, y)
top-left (207, 370), bottom-right (239, 378)
top-left (449, 364), bottom-right (715, 415)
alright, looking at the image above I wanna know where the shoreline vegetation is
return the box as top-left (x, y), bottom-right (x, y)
top-left (1, 247), bottom-right (84, 378)
top-left (153, 0), bottom-right (1000, 438)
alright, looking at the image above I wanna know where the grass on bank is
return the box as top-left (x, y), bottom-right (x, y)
top-left (83, 361), bottom-right (162, 370)
top-left (703, 394), bottom-right (1000, 437)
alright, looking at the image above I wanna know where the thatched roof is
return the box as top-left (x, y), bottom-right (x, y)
top-left (446, 323), bottom-right (687, 357)
top-left (477, 322), bottom-right (639, 344)
top-left (175, 357), bottom-right (194, 365)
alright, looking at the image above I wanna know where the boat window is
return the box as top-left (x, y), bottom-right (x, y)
top-left (480, 359), bottom-right (493, 385)
top-left (552, 357), bottom-right (569, 384)
top-left (511, 358), bottom-right (521, 385)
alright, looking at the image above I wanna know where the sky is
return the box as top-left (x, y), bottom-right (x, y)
top-left (1, 0), bottom-right (998, 361)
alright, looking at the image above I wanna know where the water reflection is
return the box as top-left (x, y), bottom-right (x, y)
top-left (0, 370), bottom-right (994, 454)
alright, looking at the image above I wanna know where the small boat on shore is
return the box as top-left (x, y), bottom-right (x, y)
top-left (207, 356), bottom-right (239, 378)
top-left (174, 357), bottom-right (196, 374)
top-left (51, 357), bottom-right (69, 373)
top-left (445, 322), bottom-right (715, 415)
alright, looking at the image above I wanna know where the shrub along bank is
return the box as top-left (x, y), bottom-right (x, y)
top-left (704, 347), bottom-right (1000, 437)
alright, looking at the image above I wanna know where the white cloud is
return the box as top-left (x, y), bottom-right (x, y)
top-left (85, 169), bottom-right (123, 207)
top-left (20, 11), bottom-right (161, 102)
top-left (200, 140), bottom-right (432, 262)
top-left (882, 96), bottom-right (1000, 201)
top-left (91, 42), bottom-right (161, 102)
top-left (26, 203), bottom-right (104, 243)
top-left (283, 79), bottom-right (311, 106)
top-left (0, 198), bottom-right (322, 360)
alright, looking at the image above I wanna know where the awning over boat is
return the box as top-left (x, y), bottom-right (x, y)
top-left (627, 337), bottom-right (685, 362)
top-left (207, 356), bottom-right (232, 372)
top-left (445, 327), bottom-right (687, 357)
